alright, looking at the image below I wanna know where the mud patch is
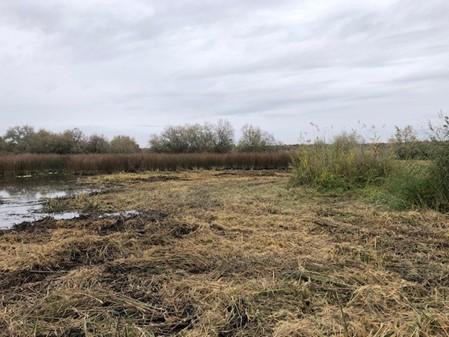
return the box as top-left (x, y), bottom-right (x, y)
top-left (54, 238), bottom-right (126, 268)
top-left (0, 268), bottom-right (58, 290)
top-left (8, 210), bottom-right (168, 234)
top-left (0, 237), bottom-right (129, 292)
top-left (146, 175), bottom-right (184, 182)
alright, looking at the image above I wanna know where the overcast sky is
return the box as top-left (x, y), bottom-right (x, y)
top-left (0, 0), bottom-right (448, 145)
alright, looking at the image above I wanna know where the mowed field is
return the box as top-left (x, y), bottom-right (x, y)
top-left (1, 170), bottom-right (448, 337)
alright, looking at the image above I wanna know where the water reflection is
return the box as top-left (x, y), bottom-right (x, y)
top-left (0, 175), bottom-right (90, 229)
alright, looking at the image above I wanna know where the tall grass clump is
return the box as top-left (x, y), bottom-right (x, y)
top-left (430, 114), bottom-right (449, 201)
top-left (386, 115), bottom-right (449, 210)
top-left (291, 132), bottom-right (393, 191)
top-left (384, 161), bottom-right (449, 210)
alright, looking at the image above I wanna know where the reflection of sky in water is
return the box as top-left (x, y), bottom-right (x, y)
top-left (0, 175), bottom-right (89, 229)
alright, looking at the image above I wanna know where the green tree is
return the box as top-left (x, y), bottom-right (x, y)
top-left (4, 126), bottom-right (35, 152)
top-left (0, 136), bottom-right (6, 153)
top-left (110, 136), bottom-right (140, 153)
top-left (29, 129), bottom-right (55, 153)
top-left (48, 129), bottom-right (87, 154)
top-left (86, 135), bottom-right (110, 153)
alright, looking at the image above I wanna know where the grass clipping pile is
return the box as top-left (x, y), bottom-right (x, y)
top-left (1, 170), bottom-right (449, 337)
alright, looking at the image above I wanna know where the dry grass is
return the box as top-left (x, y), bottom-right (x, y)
top-left (1, 170), bottom-right (448, 336)
top-left (0, 152), bottom-right (291, 176)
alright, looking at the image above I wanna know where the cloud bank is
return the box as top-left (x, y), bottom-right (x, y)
top-left (1, 0), bottom-right (448, 144)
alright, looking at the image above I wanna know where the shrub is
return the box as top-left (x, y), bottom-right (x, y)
top-left (433, 144), bottom-right (449, 200)
top-left (381, 115), bottom-right (449, 211)
top-left (385, 161), bottom-right (449, 211)
top-left (429, 114), bottom-right (449, 207)
top-left (110, 136), bottom-right (140, 153)
top-left (291, 132), bottom-right (393, 191)
top-left (237, 125), bottom-right (279, 152)
top-left (390, 125), bottom-right (425, 160)
top-left (149, 120), bottom-right (235, 153)
top-left (85, 135), bottom-right (110, 153)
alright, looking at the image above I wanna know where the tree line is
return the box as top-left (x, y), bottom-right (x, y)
top-left (0, 126), bottom-right (140, 154)
top-left (0, 121), bottom-right (280, 154)
top-left (149, 121), bottom-right (279, 153)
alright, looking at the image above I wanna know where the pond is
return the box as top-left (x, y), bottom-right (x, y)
top-left (0, 174), bottom-right (91, 229)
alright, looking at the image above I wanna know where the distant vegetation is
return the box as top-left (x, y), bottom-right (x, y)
top-left (385, 115), bottom-right (449, 210)
top-left (389, 125), bottom-right (441, 160)
top-left (149, 120), bottom-right (235, 153)
top-left (236, 124), bottom-right (280, 152)
top-left (149, 121), bottom-right (280, 153)
top-left (0, 152), bottom-right (291, 176)
top-left (291, 114), bottom-right (449, 211)
top-left (1, 115), bottom-right (448, 211)
top-left (291, 132), bottom-right (392, 192)
top-left (0, 121), bottom-right (286, 176)
top-left (0, 122), bottom-right (280, 155)
top-left (0, 126), bottom-right (140, 154)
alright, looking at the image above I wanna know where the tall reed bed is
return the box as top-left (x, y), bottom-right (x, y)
top-left (0, 152), bottom-right (292, 176)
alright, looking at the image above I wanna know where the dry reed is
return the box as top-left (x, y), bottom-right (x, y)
top-left (0, 152), bottom-right (291, 176)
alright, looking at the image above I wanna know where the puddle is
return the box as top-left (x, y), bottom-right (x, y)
top-left (0, 175), bottom-right (92, 229)
top-left (49, 210), bottom-right (144, 222)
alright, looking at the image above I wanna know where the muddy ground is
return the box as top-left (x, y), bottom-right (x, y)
top-left (0, 170), bottom-right (448, 337)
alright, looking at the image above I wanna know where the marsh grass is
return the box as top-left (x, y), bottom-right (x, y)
top-left (291, 133), bottom-right (393, 192)
top-left (382, 147), bottom-right (449, 211)
top-left (291, 131), bottom-right (449, 211)
top-left (0, 152), bottom-right (292, 176)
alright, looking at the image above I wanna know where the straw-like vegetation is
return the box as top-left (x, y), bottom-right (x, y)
top-left (0, 152), bottom-right (292, 176)
top-left (1, 170), bottom-right (448, 336)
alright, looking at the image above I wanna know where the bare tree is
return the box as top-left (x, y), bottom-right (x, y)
top-left (149, 121), bottom-right (235, 153)
top-left (237, 124), bottom-right (279, 152)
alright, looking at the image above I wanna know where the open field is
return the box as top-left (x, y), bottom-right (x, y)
top-left (1, 170), bottom-right (449, 336)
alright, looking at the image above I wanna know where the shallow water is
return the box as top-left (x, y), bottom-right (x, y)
top-left (0, 175), bottom-right (91, 229)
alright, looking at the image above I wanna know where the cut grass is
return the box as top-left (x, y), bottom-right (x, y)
top-left (1, 170), bottom-right (448, 336)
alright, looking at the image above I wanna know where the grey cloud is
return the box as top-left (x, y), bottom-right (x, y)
top-left (390, 69), bottom-right (449, 84)
top-left (0, 0), bottom-right (448, 145)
